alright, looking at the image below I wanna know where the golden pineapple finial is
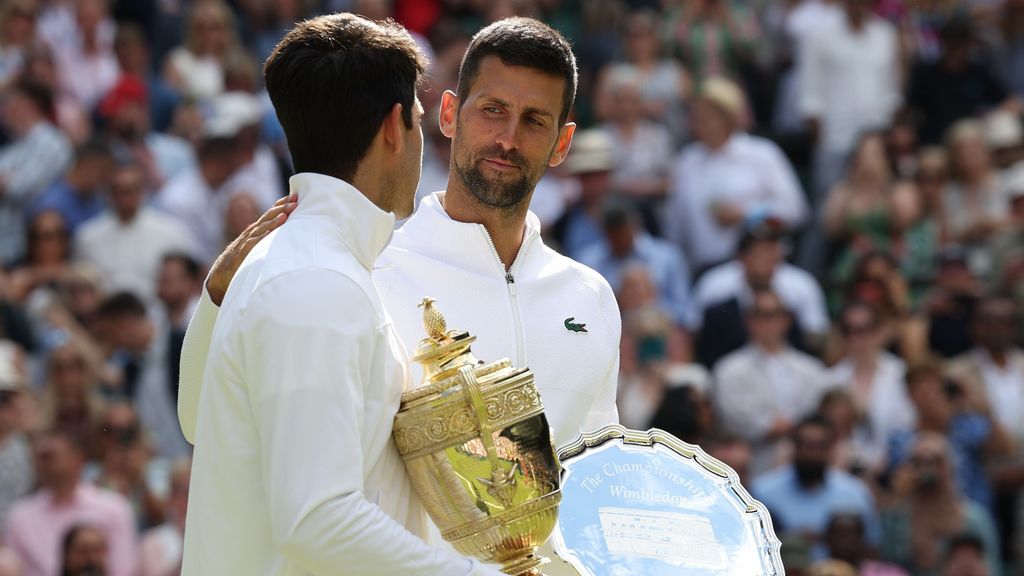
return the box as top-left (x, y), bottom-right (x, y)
top-left (418, 298), bottom-right (447, 341)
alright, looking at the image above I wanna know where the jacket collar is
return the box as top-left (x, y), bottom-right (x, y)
top-left (394, 191), bottom-right (542, 277)
top-left (288, 172), bottom-right (395, 271)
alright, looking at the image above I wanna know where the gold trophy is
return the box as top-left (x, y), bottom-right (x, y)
top-left (392, 299), bottom-right (561, 576)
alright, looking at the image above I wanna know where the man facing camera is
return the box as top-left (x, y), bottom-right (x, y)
top-left (181, 14), bottom-right (499, 576)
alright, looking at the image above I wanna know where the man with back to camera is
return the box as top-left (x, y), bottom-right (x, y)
top-left (178, 17), bottom-right (621, 453)
top-left (180, 13), bottom-right (501, 576)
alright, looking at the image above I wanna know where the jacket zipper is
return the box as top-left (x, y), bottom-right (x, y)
top-left (480, 226), bottom-right (526, 367)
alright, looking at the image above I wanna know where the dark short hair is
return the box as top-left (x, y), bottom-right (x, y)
top-left (264, 13), bottom-right (426, 182)
top-left (793, 414), bottom-right (834, 444)
top-left (457, 17), bottom-right (577, 125)
top-left (96, 292), bottom-right (148, 320)
top-left (61, 524), bottom-right (105, 576)
top-left (737, 223), bottom-right (782, 254)
top-left (162, 252), bottom-right (202, 280)
top-left (74, 137), bottom-right (113, 164)
top-left (10, 78), bottom-right (54, 119)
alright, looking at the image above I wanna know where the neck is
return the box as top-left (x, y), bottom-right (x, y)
top-left (847, 11), bottom-right (866, 30)
top-left (704, 132), bottom-right (731, 152)
top-left (200, 161), bottom-right (226, 190)
top-left (986, 347), bottom-right (1009, 367)
top-left (116, 208), bottom-right (138, 224)
top-left (51, 480), bottom-right (78, 504)
top-left (758, 340), bottom-right (786, 355)
top-left (443, 184), bottom-right (528, 271)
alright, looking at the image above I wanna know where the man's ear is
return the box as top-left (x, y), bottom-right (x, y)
top-left (439, 90), bottom-right (459, 139)
top-left (380, 102), bottom-right (405, 155)
top-left (548, 122), bottom-right (576, 167)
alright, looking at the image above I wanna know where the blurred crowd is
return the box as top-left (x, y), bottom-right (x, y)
top-left (0, 0), bottom-right (1022, 575)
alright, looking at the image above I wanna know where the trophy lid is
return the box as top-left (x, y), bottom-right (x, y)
top-left (405, 298), bottom-right (482, 403)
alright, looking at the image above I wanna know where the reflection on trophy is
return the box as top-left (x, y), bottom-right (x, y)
top-left (393, 298), bottom-right (783, 575)
top-left (392, 298), bottom-right (561, 576)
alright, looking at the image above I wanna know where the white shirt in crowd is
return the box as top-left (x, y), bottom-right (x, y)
top-left (714, 344), bottom-right (829, 474)
top-left (974, 348), bottom-right (1024, 439)
top-left (665, 133), bottom-right (807, 270)
top-left (798, 13), bottom-right (900, 154)
top-left (826, 352), bottom-right (914, 455)
top-left (685, 260), bottom-right (829, 337)
top-left (181, 173), bottom-right (499, 576)
top-left (74, 206), bottom-right (199, 305)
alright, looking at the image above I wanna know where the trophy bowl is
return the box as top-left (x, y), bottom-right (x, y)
top-left (393, 299), bottom-right (561, 576)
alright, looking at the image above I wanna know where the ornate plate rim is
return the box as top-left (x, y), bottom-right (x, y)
top-left (551, 424), bottom-right (784, 575)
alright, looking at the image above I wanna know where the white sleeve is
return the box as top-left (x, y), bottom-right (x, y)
top-left (758, 142), bottom-right (808, 228)
top-left (244, 271), bottom-right (500, 576)
top-left (177, 286), bottom-right (219, 445)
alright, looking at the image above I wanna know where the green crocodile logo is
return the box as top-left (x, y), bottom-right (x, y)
top-left (564, 317), bottom-right (588, 333)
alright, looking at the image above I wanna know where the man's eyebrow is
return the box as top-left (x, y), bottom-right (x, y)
top-left (479, 96), bottom-right (555, 120)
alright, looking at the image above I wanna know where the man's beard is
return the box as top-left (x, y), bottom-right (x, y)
top-left (454, 145), bottom-right (534, 209)
top-left (794, 459), bottom-right (827, 487)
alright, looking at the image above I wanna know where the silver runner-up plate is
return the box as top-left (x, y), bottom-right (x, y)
top-left (550, 425), bottom-right (783, 575)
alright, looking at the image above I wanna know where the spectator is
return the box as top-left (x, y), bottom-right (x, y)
top-left (988, 172), bottom-right (1024, 318)
top-left (616, 264), bottom-right (691, 371)
top-left (707, 432), bottom-right (754, 487)
top-left (214, 91), bottom-right (284, 212)
top-left (38, 0), bottom-right (118, 111)
top-left (94, 293), bottom-right (187, 460)
top-left (908, 17), bottom-right (1013, 146)
top-left (577, 203), bottom-right (691, 330)
top-left (0, 0), bottom-right (37, 88)
top-left (823, 133), bottom-right (920, 297)
top-left (714, 289), bottom-right (829, 475)
top-left (941, 120), bottom-right (1011, 275)
top-left (648, 371), bottom-right (715, 446)
top-left (597, 70), bottom-right (674, 234)
top-left (3, 430), bottom-right (137, 576)
top-left (162, 0), bottom-right (238, 102)
top-left (798, 0), bottom-right (900, 199)
top-left (30, 139), bottom-right (114, 234)
top-left (752, 416), bottom-right (879, 557)
top-left (7, 210), bottom-right (72, 303)
top-left (155, 253), bottom-right (200, 405)
top-left (138, 458), bottom-right (189, 576)
top-left (666, 76), bottom-right (807, 274)
top-left (155, 121), bottom-right (247, 265)
top-left (688, 224), bottom-right (828, 367)
top-left (888, 360), bottom-right (1004, 510)
top-left (819, 388), bottom-right (883, 476)
top-left (946, 296), bottom-right (1024, 442)
top-left (38, 340), bottom-right (106, 459)
top-left (0, 79), bottom-right (72, 264)
top-left (550, 129), bottom-right (616, 259)
top-left (97, 75), bottom-right (195, 193)
top-left (60, 524), bottom-right (108, 576)
top-left (824, 512), bottom-right (909, 576)
top-left (597, 10), bottom-right (689, 140)
top-left (0, 344), bottom-right (31, 525)
top-left (92, 403), bottom-right (164, 532)
top-left (19, 44), bottom-right (90, 145)
top-left (881, 432), bottom-right (1001, 576)
top-left (112, 24), bottom-right (179, 134)
top-left (74, 162), bottom-right (197, 305)
top-left (941, 534), bottom-right (990, 576)
top-left (925, 247), bottom-right (985, 358)
top-left (827, 301), bottom-right (916, 456)
top-left (669, 0), bottom-right (759, 82)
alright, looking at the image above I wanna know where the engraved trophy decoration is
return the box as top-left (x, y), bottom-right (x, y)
top-left (392, 298), bottom-right (561, 576)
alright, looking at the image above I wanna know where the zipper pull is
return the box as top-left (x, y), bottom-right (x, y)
top-left (505, 272), bottom-right (515, 284)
